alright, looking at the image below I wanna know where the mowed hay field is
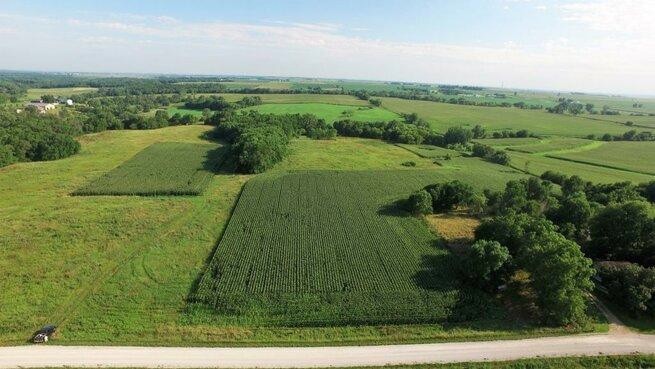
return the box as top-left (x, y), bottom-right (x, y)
top-left (380, 97), bottom-right (645, 137)
top-left (506, 138), bottom-right (598, 154)
top-left (74, 142), bottom-right (225, 196)
top-left (242, 103), bottom-right (400, 123)
top-left (192, 170), bottom-right (505, 326)
top-left (547, 141), bottom-right (655, 176)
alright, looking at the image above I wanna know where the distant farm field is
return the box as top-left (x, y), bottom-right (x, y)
top-left (24, 87), bottom-right (97, 100)
top-left (508, 151), bottom-right (654, 183)
top-left (193, 170), bottom-right (503, 326)
top-left (547, 141), bottom-right (655, 176)
top-left (74, 142), bottom-right (225, 196)
top-left (507, 138), bottom-right (596, 154)
top-left (218, 93), bottom-right (371, 106)
top-left (474, 138), bottom-right (542, 147)
top-left (242, 103), bottom-right (400, 123)
top-left (167, 106), bottom-right (205, 117)
top-left (380, 97), bottom-right (645, 137)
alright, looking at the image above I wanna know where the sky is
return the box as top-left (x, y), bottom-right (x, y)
top-left (0, 0), bottom-right (653, 95)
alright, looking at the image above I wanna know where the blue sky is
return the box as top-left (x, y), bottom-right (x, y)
top-left (1, 0), bottom-right (653, 94)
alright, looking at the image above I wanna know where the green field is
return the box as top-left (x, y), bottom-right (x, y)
top-left (396, 144), bottom-right (462, 158)
top-left (167, 106), bottom-right (205, 117)
top-left (507, 138), bottom-right (596, 154)
top-left (218, 93), bottom-right (371, 106)
top-left (74, 142), bottom-right (225, 196)
top-left (192, 170), bottom-right (504, 326)
top-left (24, 87), bottom-right (97, 101)
top-left (508, 151), bottom-right (654, 183)
top-left (547, 141), bottom-right (655, 176)
top-left (242, 103), bottom-right (400, 123)
top-left (474, 137), bottom-right (542, 147)
top-left (380, 97), bottom-right (646, 137)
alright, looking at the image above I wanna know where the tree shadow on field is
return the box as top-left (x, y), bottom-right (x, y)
top-left (202, 144), bottom-right (235, 175)
top-left (377, 198), bottom-right (412, 217)
top-left (412, 243), bottom-right (461, 291)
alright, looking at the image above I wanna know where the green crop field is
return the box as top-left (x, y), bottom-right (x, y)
top-left (242, 103), bottom-right (400, 123)
top-left (547, 141), bottom-right (655, 176)
top-left (380, 97), bottom-right (648, 137)
top-left (474, 137), bottom-right (542, 147)
top-left (74, 142), bottom-right (225, 196)
top-left (507, 138), bottom-right (596, 154)
top-left (192, 170), bottom-right (509, 326)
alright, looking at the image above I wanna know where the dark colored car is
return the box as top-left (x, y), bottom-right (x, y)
top-left (32, 325), bottom-right (56, 343)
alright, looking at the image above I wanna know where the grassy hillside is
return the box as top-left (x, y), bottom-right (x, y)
top-left (547, 141), bottom-right (655, 176)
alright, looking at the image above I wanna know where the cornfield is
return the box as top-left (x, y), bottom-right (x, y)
top-left (74, 142), bottom-right (226, 196)
top-left (193, 170), bottom-right (502, 326)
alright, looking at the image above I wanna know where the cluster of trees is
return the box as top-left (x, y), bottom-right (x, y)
top-left (212, 111), bottom-right (335, 173)
top-left (471, 143), bottom-right (511, 165)
top-left (405, 172), bottom-right (655, 324)
top-left (587, 130), bottom-right (655, 142)
top-left (0, 111), bottom-right (81, 167)
top-left (489, 129), bottom-right (537, 139)
top-left (333, 117), bottom-right (485, 148)
top-left (546, 99), bottom-right (589, 115)
top-left (406, 180), bottom-right (483, 215)
top-left (596, 261), bottom-right (655, 317)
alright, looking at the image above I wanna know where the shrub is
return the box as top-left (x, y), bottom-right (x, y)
top-left (424, 180), bottom-right (475, 212)
top-left (232, 126), bottom-right (290, 173)
top-left (0, 144), bottom-right (16, 168)
top-left (401, 161), bottom-right (416, 167)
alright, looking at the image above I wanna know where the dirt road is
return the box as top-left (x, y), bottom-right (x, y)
top-left (1, 333), bottom-right (654, 368)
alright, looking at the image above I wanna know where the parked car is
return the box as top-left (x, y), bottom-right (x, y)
top-left (32, 325), bottom-right (56, 343)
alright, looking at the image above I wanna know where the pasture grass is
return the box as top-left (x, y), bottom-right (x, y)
top-left (507, 138), bottom-right (597, 154)
top-left (380, 97), bottom-right (647, 137)
top-left (547, 141), bottom-right (655, 176)
top-left (242, 103), bottom-right (400, 123)
top-left (474, 137), bottom-right (542, 147)
top-left (424, 212), bottom-right (480, 247)
top-left (395, 144), bottom-right (462, 159)
top-left (73, 142), bottom-right (225, 196)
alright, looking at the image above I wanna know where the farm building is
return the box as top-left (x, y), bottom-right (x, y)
top-left (26, 101), bottom-right (57, 113)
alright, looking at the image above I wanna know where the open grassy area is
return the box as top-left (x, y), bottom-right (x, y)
top-left (547, 141), bottom-right (655, 176)
top-left (23, 87), bottom-right (97, 101)
top-left (74, 142), bottom-right (225, 196)
top-left (380, 97), bottom-right (646, 137)
top-left (242, 103), bottom-right (400, 123)
top-left (395, 144), bottom-right (462, 159)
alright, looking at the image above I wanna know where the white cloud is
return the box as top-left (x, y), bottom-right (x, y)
top-left (0, 9), bottom-right (653, 94)
top-left (559, 0), bottom-right (655, 34)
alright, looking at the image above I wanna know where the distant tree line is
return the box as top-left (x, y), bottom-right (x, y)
top-left (587, 130), bottom-right (654, 142)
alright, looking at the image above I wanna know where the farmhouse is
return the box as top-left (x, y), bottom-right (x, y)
top-left (26, 101), bottom-right (57, 113)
